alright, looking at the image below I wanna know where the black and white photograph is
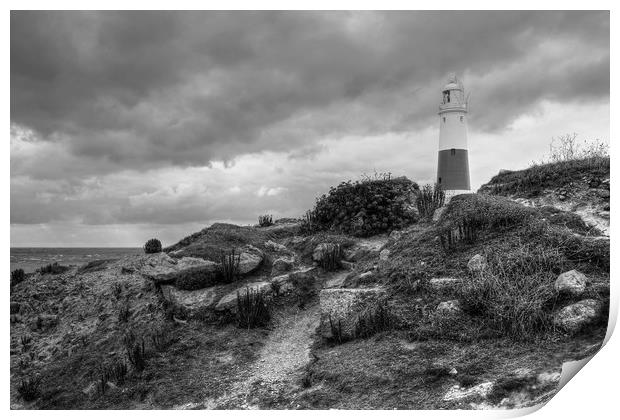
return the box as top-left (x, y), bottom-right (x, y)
top-left (8, 6), bottom-right (613, 412)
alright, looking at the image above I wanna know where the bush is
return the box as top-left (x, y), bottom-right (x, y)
top-left (143, 238), bottom-right (162, 254)
top-left (416, 184), bottom-right (445, 220)
top-left (220, 249), bottom-right (240, 283)
top-left (236, 288), bottom-right (270, 329)
top-left (11, 268), bottom-right (26, 286)
top-left (456, 246), bottom-right (561, 340)
top-left (38, 262), bottom-right (69, 275)
top-left (308, 175), bottom-right (419, 237)
top-left (258, 214), bottom-right (274, 227)
top-left (17, 375), bottom-right (42, 401)
top-left (437, 194), bottom-right (535, 249)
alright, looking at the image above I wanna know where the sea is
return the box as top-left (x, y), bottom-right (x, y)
top-left (10, 248), bottom-right (143, 273)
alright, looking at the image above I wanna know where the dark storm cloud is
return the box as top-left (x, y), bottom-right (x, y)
top-left (11, 10), bottom-right (609, 174)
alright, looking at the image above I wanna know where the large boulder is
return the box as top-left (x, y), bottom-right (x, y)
top-left (319, 287), bottom-right (386, 339)
top-left (554, 299), bottom-right (603, 334)
top-left (139, 254), bottom-right (220, 286)
top-left (555, 269), bottom-right (587, 295)
top-left (160, 285), bottom-right (227, 319)
top-left (214, 281), bottom-right (272, 312)
top-left (238, 245), bottom-right (264, 275)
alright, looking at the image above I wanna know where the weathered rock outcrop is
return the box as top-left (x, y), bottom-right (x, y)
top-left (237, 245), bottom-right (264, 275)
top-left (161, 285), bottom-right (227, 318)
top-left (138, 254), bottom-right (220, 286)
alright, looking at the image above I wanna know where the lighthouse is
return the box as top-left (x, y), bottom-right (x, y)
top-left (437, 74), bottom-right (471, 197)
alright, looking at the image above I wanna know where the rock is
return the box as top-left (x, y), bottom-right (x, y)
top-left (319, 287), bottom-right (386, 339)
top-left (432, 206), bottom-right (446, 222)
top-left (443, 381), bottom-right (494, 402)
top-left (214, 281), bottom-right (273, 312)
top-left (264, 240), bottom-right (288, 253)
top-left (428, 277), bottom-right (463, 292)
top-left (139, 254), bottom-right (220, 286)
top-left (389, 230), bottom-right (404, 242)
top-left (467, 254), bottom-right (487, 273)
top-left (359, 271), bottom-right (374, 280)
top-left (238, 245), bottom-right (264, 275)
top-left (555, 269), bottom-right (587, 295)
top-left (435, 300), bottom-right (463, 316)
top-left (379, 249), bottom-right (390, 261)
top-left (340, 260), bottom-right (355, 270)
top-left (10, 301), bottom-right (20, 314)
top-left (598, 190), bottom-right (610, 199)
top-left (270, 274), bottom-right (294, 295)
top-left (161, 285), bottom-right (226, 319)
top-left (554, 299), bottom-right (603, 334)
top-left (271, 257), bottom-right (294, 275)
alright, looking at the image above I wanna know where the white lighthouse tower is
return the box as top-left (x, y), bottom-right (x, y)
top-left (437, 74), bottom-right (471, 197)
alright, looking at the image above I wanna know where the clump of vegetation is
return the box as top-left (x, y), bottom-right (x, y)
top-left (307, 174), bottom-right (419, 237)
top-left (327, 316), bottom-right (346, 345)
top-left (258, 214), bottom-right (274, 227)
top-left (318, 244), bottom-right (342, 271)
top-left (482, 135), bottom-right (609, 197)
top-left (456, 245), bottom-right (563, 340)
top-left (143, 238), bottom-right (162, 254)
top-left (118, 301), bottom-right (132, 323)
top-left (236, 288), bottom-right (271, 329)
top-left (220, 248), bottom-right (240, 283)
top-left (416, 184), bottom-right (445, 220)
top-left (11, 268), bottom-right (26, 286)
top-left (299, 210), bottom-right (319, 235)
top-left (123, 331), bottom-right (147, 372)
top-left (354, 304), bottom-right (394, 339)
top-left (290, 272), bottom-right (317, 309)
top-left (38, 262), bottom-right (70, 275)
top-left (437, 194), bottom-right (535, 250)
top-left (149, 327), bottom-right (175, 352)
top-left (17, 375), bottom-right (42, 401)
top-left (20, 335), bottom-right (33, 352)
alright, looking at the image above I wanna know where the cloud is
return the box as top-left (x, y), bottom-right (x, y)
top-left (10, 11), bottom-right (610, 245)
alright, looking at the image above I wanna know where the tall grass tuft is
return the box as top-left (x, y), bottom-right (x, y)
top-left (220, 248), bottom-right (241, 283)
top-left (318, 244), bottom-right (342, 271)
top-left (123, 331), bottom-right (147, 372)
top-left (416, 183), bottom-right (445, 220)
top-left (11, 268), bottom-right (26, 286)
top-left (236, 287), bottom-right (270, 329)
top-left (354, 304), bottom-right (394, 339)
top-left (258, 214), bottom-right (274, 227)
top-left (17, 375), bottom-right (42, 401)
top-left (299, 210), bottom-right (319, 235)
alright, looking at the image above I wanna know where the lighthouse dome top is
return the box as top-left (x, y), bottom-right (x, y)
top-left (442, 73), bottom-right (464, 91)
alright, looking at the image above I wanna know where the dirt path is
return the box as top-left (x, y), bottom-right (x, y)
top-left (200, 303), bottom-right (320, 409)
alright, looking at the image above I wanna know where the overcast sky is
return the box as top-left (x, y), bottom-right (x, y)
top-left (10, 10), bottom-right (609, 247)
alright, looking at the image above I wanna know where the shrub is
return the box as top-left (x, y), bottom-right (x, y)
top-left (17, 375), bottom-right (42, 401)
top-left (307, 175), bottom-right (419, 237)
top-left (258, 214), bottom-right (274, 227)
top-left (220, 249), bottom-right (240, 283)
top-left (143, 238), bottom-right (162, 254)
top-left (318, 244), bottom-right (342, 271)
top-left (416, 184), bottom-right (445, 220)
top-left (11, 268), bottom-right (26, 286)
top-left (437, 194), bottom-right (535, 249)
top-left (236, 288), bottom-right (270, 329)
top-left (38, 262), bottom-right (69, 275)
top-left (456, 246), bottom-right (561, 340)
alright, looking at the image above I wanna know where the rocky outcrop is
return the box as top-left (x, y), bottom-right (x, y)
top-left (319, 287), bottom-right (386, 339)
top-left (139, 254), bottom-right (220, 286)
top-left (554, 270), bottom-right (587, 295)
top-left (161, 285), bottom-right (227, 318)
top-left (271, 257), bottom-right (294, 275)
top-left (554, 299), bottom-right (603, 334)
